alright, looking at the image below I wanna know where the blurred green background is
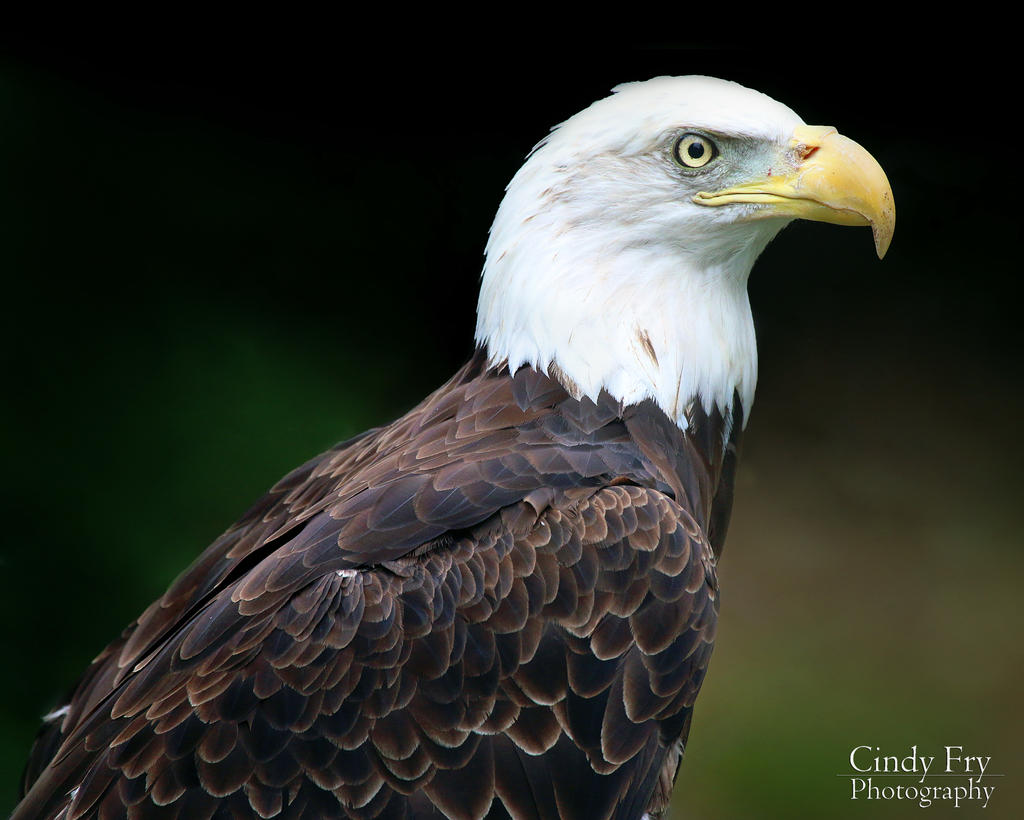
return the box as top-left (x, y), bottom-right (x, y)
top-left (1, 34), bottom-right (1020, 818)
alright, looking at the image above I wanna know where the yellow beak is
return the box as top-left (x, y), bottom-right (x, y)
top-left (693, 125), bottom-right (895, 258)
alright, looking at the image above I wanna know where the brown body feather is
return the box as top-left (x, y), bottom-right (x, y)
top-left (16, 351), bottom-right (740, 820)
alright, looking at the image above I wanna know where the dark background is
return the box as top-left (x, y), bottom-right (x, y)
top-left (2, 31), bottom-right (1020, 818)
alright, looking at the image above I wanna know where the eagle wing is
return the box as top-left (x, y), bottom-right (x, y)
top-left (16, 363), bottom-right (720, 820)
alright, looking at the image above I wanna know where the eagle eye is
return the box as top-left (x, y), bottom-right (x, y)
top-left (674, 134), bottom-right (717, 169)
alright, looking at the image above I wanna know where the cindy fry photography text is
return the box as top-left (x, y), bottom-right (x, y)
top-left (842, 745), bottom-right (999, 809)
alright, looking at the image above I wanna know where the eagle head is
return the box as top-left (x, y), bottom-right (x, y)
top-left (475, 75), bottom-right (894, 427)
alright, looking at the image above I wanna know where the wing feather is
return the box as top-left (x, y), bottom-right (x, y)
top-left (16, 361), bottom-right (728, 820)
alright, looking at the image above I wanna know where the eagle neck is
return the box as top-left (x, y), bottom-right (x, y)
top-left (475, 224), bottom-right (773, 431)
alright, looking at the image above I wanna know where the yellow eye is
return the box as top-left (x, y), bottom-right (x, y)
top-left (674, 134), bottom-right (716, 168)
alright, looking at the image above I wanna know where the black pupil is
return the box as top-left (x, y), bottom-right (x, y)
top-left (687, 140), bottom-right (705, 160)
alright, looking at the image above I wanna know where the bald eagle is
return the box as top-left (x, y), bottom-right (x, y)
top-left (15, 76), bottom-right (893, 820)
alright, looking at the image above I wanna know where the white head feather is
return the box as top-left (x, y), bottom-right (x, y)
top-left (475, 76), bottom-right (805, 428)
